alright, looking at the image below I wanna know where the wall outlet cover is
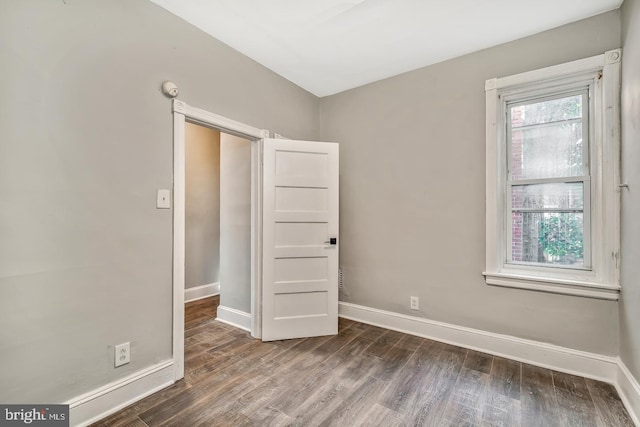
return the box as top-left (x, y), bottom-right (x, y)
top-left (115, 342), bottom-right (130, 367)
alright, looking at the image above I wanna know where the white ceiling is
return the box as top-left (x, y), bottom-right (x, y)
top-left (150, 0), bottom-right (622, 97)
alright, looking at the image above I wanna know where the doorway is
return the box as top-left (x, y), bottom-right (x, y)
top-left (184, 123), bottom-right (253, 329)
top-left (172, 99), bottom-right (267, 381)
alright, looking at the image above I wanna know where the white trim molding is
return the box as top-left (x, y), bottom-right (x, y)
top-left (173, 100), bottom-right (267, 140)
top-left (616, 360), bottom-right (640, 426)
top-left (184, 282), bottom-right (220, 303)
top-left (216, 305), bottom-right (252, 332)
top-left (484, 272), bottom-right (620, 300)
top-left (67, 361), bottom-right (174, 427)
top-left (172, 106), bottom-right (186, 381)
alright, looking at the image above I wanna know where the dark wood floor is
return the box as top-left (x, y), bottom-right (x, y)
top-left (93, 296), bottom-right (634, 427)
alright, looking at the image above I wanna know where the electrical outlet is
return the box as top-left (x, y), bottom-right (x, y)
top-left (114, 342), bottom-right (130, 367)
top-left (410, 296), bottom-right (419, 311)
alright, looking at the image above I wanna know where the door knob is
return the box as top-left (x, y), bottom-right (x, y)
top-left (324, 238), bottom-right (337, 245)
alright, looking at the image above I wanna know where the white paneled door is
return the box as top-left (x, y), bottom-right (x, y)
top-left (262, 139), bottom-right (339, 341)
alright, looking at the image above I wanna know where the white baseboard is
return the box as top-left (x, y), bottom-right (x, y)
top-left (67, 360), bottom-right (174, 427)
top-left (339, 302), bottom-right (618, 382)
top-left (616, 360), bottom-right (640, 426)
top-left (184, 282), bottom-right (220, 303)
top-left (216, 305), bottom-right (251, 332)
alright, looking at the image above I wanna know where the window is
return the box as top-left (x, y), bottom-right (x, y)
top-left (484, 50), bottom-right (621, 300)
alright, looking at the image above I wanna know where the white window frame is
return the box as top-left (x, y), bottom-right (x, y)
top-left (484, 49), bottom-right (621, 300)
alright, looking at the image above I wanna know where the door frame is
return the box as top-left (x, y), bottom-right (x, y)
top-left (172, 99), bottom-right (267, 380)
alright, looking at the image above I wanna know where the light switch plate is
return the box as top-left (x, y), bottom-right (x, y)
top-left (157, 189), bottom-right (171, 209)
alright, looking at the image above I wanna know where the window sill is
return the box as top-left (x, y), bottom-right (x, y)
top-left (482, 272), bottom-right (620, 300)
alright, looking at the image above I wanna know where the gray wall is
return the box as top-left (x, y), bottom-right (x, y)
top-left (620, 0), bottom-right (640, 382)
top-left (219, 134), bottom-right (253, 313)
top-left (0, 0), bottom-right (318, 403)
top-left (320, 11), bottom-right (622, 355)
top-left (185, 123), bottom-right (220, 289)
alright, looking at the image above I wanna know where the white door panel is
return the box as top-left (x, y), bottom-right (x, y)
top-left (262, 138), bottom-right (339, 341)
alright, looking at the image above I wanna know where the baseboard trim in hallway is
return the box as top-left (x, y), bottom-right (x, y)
top-left (184, 282), bottom-right (220, 303)
top-left (216, 304), bottom-right (251, 332)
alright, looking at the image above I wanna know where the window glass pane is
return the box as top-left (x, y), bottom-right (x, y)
top-left (511, 212), bottom-right (584, 267)
top-left (513, 95), bottom-right (582, 126)
top-left (511, 183), bottom-right (583, 210)
top-left (510, 94), bottom-right (584, 180)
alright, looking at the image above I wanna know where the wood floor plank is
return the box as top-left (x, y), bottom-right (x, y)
top-left (379, 339), bottom-right (446, 413)
top-left (266, 361), bottom-right (338, 416)
top-left (374, 335), bottom-right (418, 382)
top-left (183, 331), bottom-right (238, 362)
top-left (183, 298), bottom-right (218, 317)
top-left (220, 377), bottom-right (283, 420)
top-left (94, 298), bottom-right (633, 427)
top-left (267, 339), bottom-right (344, 385)
top-left (521, 364), bottom-right (559, 427)
top-left (231, 407), bottom-right (293, 427)
top-left (464, 349), bottom-right (493, 374)
top-left (554, 387), bottom-right (599, 427)
top-left (270, 337), bottom-right (307, 348)
top-left (378, 339), bottom-right (453, 416)
top-left (553, 371), bottom-right (592, 399)
top-left (352, 403), bottom-right (407, 427)
top-left (190, 339), bottom-right (283, 385)
top-left (317, 376), bottom-right (387, 427)
top-left (552, 371), bottom-right (599, 427)
top-left (158, 373), bottom-right (271, 427)
top-left (266, 334), bottom-right (333, 372)
top-left (338, 316), bottom-right (360, 331)
top-left (287, 373), bottom-right (356, 425)
top-left (435, 343), bottom-right (469, 374)
top-left (120, 418), bottom-right (149, 427)
top-left (409, 369), bottom-right (461, 427)
top-left (487, 356), bottom-right (521, 401)
top-left (141, 346), bottom-right (280, 425)
top-left (267, 332), bottom-right (373, 417)
top-left (395, 333), bottom-right (424, 352)
top-left (324, 335), bottom-right (378, 379)
top-left (184, 336), bottom-right (258, 384)
top-left (408, 344), bottom-right (468, 426)
top-left (338, 338), bottom-right (383, 375)
top-left (313, 323), bottom-right (363, 355)
top-left (481, 398), bottom-right (521, 427)
top-left (209, 377), bottom-right (294, 426)
top-left (91, 381), bottom-right (191, 427)
top-left (356, 323), bottom-right (391, 342)
top-left (441, 367), bottom-right (490, 426)
top-left (483, 387), bottom-right (522, 426)
top-left (585, 378), bottom-right (635, 427)
top-left (413, 338), bottom-right (448, 370)
top-left (184, 318), bottom-right (238, 339)
top-left (364, 329), bottom-right (404, 358)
